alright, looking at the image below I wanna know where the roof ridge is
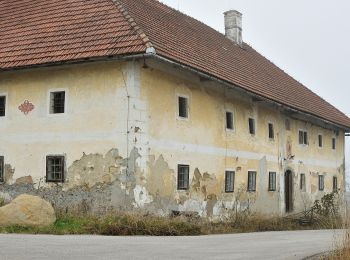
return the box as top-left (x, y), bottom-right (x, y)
top-left (111, 0), bottom-right (155, 52)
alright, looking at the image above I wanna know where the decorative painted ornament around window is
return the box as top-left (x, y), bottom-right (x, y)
top-left (18, 100), bottom-right (35, 115)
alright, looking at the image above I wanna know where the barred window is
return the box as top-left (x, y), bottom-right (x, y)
top-left (318, 175), bottom-right (324, 191)
top-left (177, 165), bottom-right (189, 190)
top-left (333, 177), bottom-right (338, 192)
top-left (268, 172), bottom-right (276, 191)
top-left (300, 173), bottom-right (306, 191)
top-left (0, 96), bottom-right (6, 117)
top-left (46, 156), bottom-right (65, 183)
top-left (248, 171), bottom-right (257, 192)
top-left (50, 91), bottom-right (65, 114)
top-left (225, 171), bottom-right (235, 193)
top-left (0, 156), bottom-right (4, 182)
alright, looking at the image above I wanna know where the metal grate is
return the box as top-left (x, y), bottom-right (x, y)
top-left (177, 164), bottom-right (189, 190)
top-left (46, 156), bottom-right (65, 182)
top-left (225, 171), bottom-right (235, 192)
top-left (50, 91), bottom-right (65, 114)
top-left (0, 96), bottom-right (6, 117)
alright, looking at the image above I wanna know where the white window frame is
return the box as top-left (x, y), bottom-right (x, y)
top-left (298, 129), bottom-right (309, 146)
top-left (47, 88), bottom-right (68, 117)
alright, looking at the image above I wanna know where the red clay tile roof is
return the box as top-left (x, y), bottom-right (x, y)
top-left (1, 0), bottom-right (350, 129)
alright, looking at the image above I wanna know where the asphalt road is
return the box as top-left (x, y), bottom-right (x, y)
top-left (0, 230), bottom-right (343, 260)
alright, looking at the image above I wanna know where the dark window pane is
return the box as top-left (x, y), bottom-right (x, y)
top-left (46, 156), bottom-right (65, 182)
top-left (177, 165), bottom-right (189, 190)
top-left (249, 118), bottom-right (255, 135)
top-left (299, 131), bottom-right (304, 144)
top-left (300, 174), bottom-right (306, 191)
top-left (178, 97), bottom-right (188, 118)
top-left (333, 177), bottom-right (338, 192)
top-left (248, 171), bottom-right (256, 192)
top-left (303, 132), bottom-right (308, 145)
top-left (50, 92), bottom-right (65, 114)
top-left (0, 156), bottom-right (4, 182)
top-left (226, 112), bottom-right (233, 130)
top-left (319, 175), bottom-right (324, 191)
top-left (285, 119), bottom-right (291, 131)
top-left (268, 172), bottom-right (276, 191)
top-left (0, 96), bottom-right (6, 117)
top-left (225, 171), bottom-right (235, 192)
top-left (268, 123), bottom-right (274, 139)
top-left (332, 138), bottom-right (336, 150)
top-left (318, 135), bottom-right (323, 147)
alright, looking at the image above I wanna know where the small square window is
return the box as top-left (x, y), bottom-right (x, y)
top-left (300, 173), bottom-right (306, 191)
top-left (318, 135), bottom-right (323, 148)
top-left (268, 172), bottom-right (276, 191)
top-left (226, 111), bottom-right (234, 130)
top-left (333, 176), bottom-right (338, 192)
top-left (177, 164), bottom-right (189, 190)
top-left (0, 96), bottom-right (6, 117)
top-left (299, 130), bottom-right (308, 145)
top-left (0, 156), bottom-right (4, 182)
top-left (318, 175), bottom-right (324, 191)
top-left (248, 171), bottom-right (257, 192)
top-left (50, 91), bottom-right (65, 114)
top-left (268, 123), bottom-right (274, 140)
top-left (225, 171), bottom-right (235, 193)
top-left (249, 118), bottom-right (255, 135)
top-left (332, 138), bottom-right (336, 150)
top-left (178, 96), bottom-right (188, 119)
top-left (46, 156), bottom-right (65, 183)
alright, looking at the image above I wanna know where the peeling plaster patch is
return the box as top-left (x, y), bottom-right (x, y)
top-left (178, 199), bottom-right (206, 217)
top-left (15, 176), bottom-right (33, 185)
top-left (133, 185), bottom-right (153, 208)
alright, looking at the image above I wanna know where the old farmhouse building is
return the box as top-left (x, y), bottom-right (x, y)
top-left (0, 0), bottom-right (349, 217)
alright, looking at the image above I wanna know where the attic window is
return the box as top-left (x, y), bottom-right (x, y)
top-left (0, 96), bottom-right (6, 117)
top-left (50, 91), bottom-right (65, 114)
top-left (178, 96), bottom-right (188, 119)
top-left (249, 118), bottom-right (255, 135)
top-left (332, 138), bottom-right (336, 150)
top-left (318, 135), bottom-right (323, 148)
top-left (226, 111), bottom-right (234, 130)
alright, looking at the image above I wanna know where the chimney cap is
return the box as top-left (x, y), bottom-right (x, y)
top-left (224, 10), bottom-right (242, 16)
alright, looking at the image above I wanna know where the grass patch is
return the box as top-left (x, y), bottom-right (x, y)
top-left (0, 212), bottom-right (340, 236)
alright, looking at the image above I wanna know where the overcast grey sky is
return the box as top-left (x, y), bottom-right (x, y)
top-left (160, 0), bottom-right (350, 185)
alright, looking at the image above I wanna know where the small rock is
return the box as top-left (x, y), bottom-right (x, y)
top-left (0, 194), bottom-right (56, 227)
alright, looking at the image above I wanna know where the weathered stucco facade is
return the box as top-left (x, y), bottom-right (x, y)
top-left (0, 58), bottom-right (346, 217)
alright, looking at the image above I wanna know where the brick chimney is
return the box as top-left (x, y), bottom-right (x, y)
top-left (224, 10), bottom-right (243, 46)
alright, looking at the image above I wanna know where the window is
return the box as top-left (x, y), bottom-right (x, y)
top-left (332, 138), bottom-right (336, 150)
top-left (299, 130), bottom-right (308, 145)
top-left (249, 118), bottom-right (255, 135)
top-left (0, 96), bottom-right (6, 117)
top-left (178, 96), bottom-right (188, 118)
top-left (0, 156), bottom-right (4, 182)
top-left (46, 156), bottom-right (65, 182)
top-left (318, 135), bottom-right (323, 148)
top-left (318, 175), bottom-right (324, 191)
top-left (177, 164), bottom-right (189, 190)
top-left (333, 177), bottom-right (338, 192)
top-left (300, 173), bottom-right (306, 191)
top-left (268, 172), bottom-right (276, 191)
top-left (50, 91), bottom-right (65, 114)
top-left (268, 123), bottom-right (274, 140)
top-left (226, 111), bottom-right (234, 130)
top-left (248, 171), bottom-right (257, 192)
top-left (225, 171), bottom-right (235, 192)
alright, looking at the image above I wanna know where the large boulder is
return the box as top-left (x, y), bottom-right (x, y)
top-left (0, 194), bottom-right (56, 227)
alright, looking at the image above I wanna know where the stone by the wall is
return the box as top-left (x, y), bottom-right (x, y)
top-left (0, 194), bottom-right (56, 227)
